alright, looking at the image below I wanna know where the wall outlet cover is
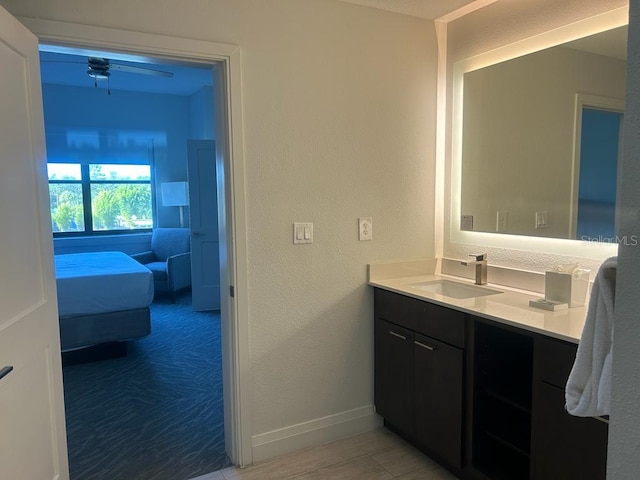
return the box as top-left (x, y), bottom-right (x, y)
top-left (359, 217), bottom-right (373, 241)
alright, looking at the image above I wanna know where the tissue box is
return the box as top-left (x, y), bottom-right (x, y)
top-left (544, 270), bottom-right (590, 308)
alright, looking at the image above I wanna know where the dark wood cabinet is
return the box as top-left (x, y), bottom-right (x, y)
top-left (374, 318), bottom-right (414, 437)
top-left (374, 289), bottom-right (465, 470)
top-left (373, 288), bottom-right (608, 480)
top-left (414, 332), bottom-right (464, 469)
top-left (374, 288), bottom-right (465, 348)
top-left (531, 337), bottom-right (608, 480)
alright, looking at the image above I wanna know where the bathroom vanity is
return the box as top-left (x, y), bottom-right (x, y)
top-left (371, 274), bottom-right (608, 480)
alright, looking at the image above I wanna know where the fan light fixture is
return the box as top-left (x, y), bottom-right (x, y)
top-left (87, 58), bottom-right (111, 80)
top-left (42, 55), bottom-right (175, 96)
top-left (87, 58), bottom-right (111, 94)
top-left (87, 71), bottom-right (110, 80)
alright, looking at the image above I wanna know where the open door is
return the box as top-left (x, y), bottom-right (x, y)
top-left (0, 6), bottom-right (69, 480)
top-left (187, 139), bottom-right (221, 311)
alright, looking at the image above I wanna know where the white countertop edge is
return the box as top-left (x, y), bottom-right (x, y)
top-left (369, 273), bottom-right (587, 344)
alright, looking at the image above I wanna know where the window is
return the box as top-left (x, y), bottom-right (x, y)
top-left (48, 163), bottom-right (153, 235)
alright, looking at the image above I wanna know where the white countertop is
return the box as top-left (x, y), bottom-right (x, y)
top-left (369, 273), bottom-right (588, 344)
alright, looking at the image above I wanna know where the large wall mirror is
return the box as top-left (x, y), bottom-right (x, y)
top-left (450, 8), bottom-right (627, 257)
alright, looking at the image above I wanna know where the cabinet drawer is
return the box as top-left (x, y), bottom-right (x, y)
top-left (535, 336), bottom-right (577, 388)
top-left (374, 288), bottom-right (465, 348)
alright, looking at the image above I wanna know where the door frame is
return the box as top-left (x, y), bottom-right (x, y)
top-left (20, 17), bottom-right (253, 467)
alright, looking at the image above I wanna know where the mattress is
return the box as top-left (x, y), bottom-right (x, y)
top-left (55, 251), bottom-right (154, 317)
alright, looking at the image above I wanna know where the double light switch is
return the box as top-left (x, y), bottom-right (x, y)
top-left (293, 222), bottom-right (313, 244)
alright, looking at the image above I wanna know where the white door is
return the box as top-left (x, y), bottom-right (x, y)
top-left (188, 140), bottom-right (221, 311)
top-left (0, 6), bottom-right (69, 480)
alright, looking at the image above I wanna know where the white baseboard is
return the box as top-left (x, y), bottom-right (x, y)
top-left (251, 405), bottom-right (382, 463)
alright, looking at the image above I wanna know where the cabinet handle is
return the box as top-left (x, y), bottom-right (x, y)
top-left (594, 416), bottom-right (609, 425)
top-left (0, 366), bottom-right (14, 381)
top-left (388, 330), bottom-right (408, 341)
top-left (414, 341), bottom-right (437, 351)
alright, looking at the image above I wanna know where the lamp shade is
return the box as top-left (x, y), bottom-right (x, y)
top-left (161, 181), bottom-right (189, 207)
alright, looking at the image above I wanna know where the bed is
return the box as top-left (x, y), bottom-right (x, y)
top-left (55, 251), bottom-right (154, 352)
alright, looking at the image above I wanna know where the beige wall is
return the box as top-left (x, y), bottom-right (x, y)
top-left (444, 0), bottom-right (627, 275)
top-left (461, 46), bottom-right (625, 238)
top-left (0, 0), bottom-right (439, 455)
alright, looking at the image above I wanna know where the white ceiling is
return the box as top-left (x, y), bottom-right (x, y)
top-left (336, 0), bottom-right (480, 19)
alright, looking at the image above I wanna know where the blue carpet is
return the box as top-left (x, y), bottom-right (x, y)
top-left (62, 292), bottom-right (231, 480)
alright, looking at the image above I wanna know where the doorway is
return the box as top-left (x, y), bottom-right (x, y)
top-left (41, 46), bottom-right (230, 479)
top-left (576, 107), bottom-right (623, 240)
top-left (24, 18), bottom-right (252, 469)
top-left (571, 93), bottom-right (625, 240)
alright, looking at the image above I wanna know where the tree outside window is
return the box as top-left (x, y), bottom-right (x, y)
top-left (48, 163), bottom-right (153, 235)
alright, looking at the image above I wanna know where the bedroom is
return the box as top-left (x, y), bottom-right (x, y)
top-left (41, 50), bottom-right (228, 479)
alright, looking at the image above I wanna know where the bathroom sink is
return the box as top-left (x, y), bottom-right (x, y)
top-left (409, 279), bottom-right (502, 299)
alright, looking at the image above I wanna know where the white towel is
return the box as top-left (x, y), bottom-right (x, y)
top-left (565, 256), bottom-right (616, 417)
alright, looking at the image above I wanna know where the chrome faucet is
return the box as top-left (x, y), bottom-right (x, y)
top-left (461, 253), bottom-right (488, 285)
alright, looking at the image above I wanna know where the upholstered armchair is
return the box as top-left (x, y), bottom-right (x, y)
top-left (132, 228), bottom-right (191, 302)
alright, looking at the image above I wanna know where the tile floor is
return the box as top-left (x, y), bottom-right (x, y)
top-left (191, 428), bottom-right (458, 480)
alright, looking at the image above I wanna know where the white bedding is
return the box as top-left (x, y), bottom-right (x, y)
top-left (55, 251), bottom-right (154, 317)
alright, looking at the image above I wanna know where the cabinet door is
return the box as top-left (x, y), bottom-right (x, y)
top-left (532, 336), bottom-right (608, 480)
top-left (531, 381), bottom-right (608, 480)
top-left (414, 333), bottom-right (464, 469)
top-left (374, 318), bottom-right (414, 436)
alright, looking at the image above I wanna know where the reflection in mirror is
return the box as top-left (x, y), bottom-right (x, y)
top-left (576, 100), bottom-right (623, 240)
top-left (460, 26), bottom-right (627, 240)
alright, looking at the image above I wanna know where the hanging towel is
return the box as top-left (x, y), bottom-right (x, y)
top-left (565, 257), bottom-right (616, 417)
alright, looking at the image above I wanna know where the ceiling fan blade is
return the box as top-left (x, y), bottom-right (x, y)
top-left (40, 60), bottom-right (86, 64)
top-left (109, 63), bottom-right (174, 78)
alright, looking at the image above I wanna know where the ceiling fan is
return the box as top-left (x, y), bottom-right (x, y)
top-left (86, 57), bottom-right (173, 80)
top-left (86, 57), bottom-right (173, 95)
top-left (43, 56), bottom-right (174, 95)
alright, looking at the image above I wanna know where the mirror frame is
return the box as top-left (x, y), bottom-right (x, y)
top-left (450, 7), bottom-right (627, 258)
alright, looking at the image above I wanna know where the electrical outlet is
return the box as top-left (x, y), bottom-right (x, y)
top-left (496, 211), bottom-right (508, 232)
top-left (359, 217), bottom-right (373, 241)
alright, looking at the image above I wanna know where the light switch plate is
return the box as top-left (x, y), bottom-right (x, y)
top-left (461, 215), bottom-right (474, 231)
top-left (535, 211), bottom-right (548, 229)
top-left (496, 211), bottom-right (508, 232)
top-left (293, 222), bottom-right (313, 244)
top-left (359, 217), bottom-right (373, 241)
